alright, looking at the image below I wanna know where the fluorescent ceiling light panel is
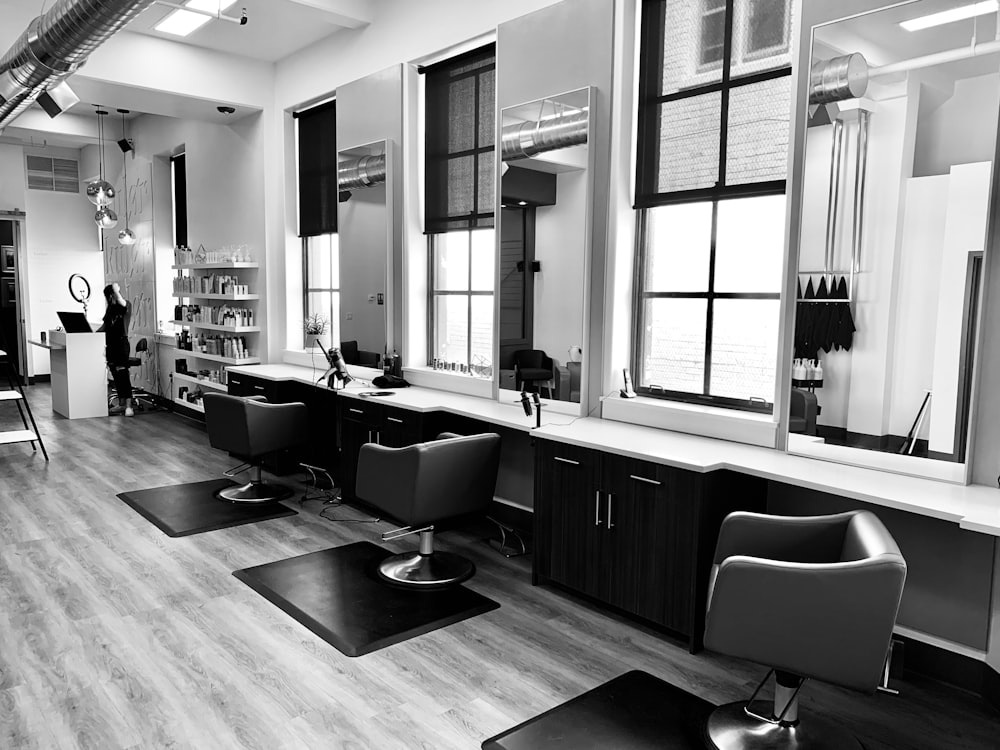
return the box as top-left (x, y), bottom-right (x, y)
top-left (900, 1), bottom-right (998, 31)
top-left (155, 0), bottom-right (238, 36)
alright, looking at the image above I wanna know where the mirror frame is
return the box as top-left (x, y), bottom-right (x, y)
top-left (492, 85), bottom-right (596, 418)
top-left (336, 138), bottom-right (392, 366)
top-left (784, 2), bottom-right (1000, 484)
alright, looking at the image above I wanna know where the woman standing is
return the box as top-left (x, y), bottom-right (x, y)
top-left (99, 282), bottom-right (134, 417)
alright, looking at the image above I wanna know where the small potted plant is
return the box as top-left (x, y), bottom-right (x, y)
top-left (304, 312), bottom-right (328, 349)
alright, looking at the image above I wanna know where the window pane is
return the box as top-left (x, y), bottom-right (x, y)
top-left (470, 295), bottom-right (494, 375)
top-left (434, 295), bottom-right (469, 365)
top-left (434, 232), bottom-right (469, 291)
top-left (306, 290), bottom-right (333, 347)
top-left (732, 0), bottom-right (792, 77)
top-left (306, 234), bottom-right (335, 289)
top-left (725, 76), bottom-right (791, 185)
top-left (641, 298), bottom-right (707, 393)
top-left (656, 92), bottom-right (721, 193)
top-left (710, 299), bottom-right (779, 401)
top-left (470, 228), bottom-right (495, 291)
top-left (645, 203), bottom-right (712, 292)
top-left (659, 0), bottom-right (724, 94)
top-left (714, 195), bottom-right (785, 293)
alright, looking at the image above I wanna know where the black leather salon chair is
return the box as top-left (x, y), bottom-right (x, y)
top-left (703, 510), bottom-right (906, 750)
top-left (203, 392), bottom-right (309, 504)
top-left (789, 388), bottom-right (818, 435)
top-left (513, 349), bottom-right (554, 396)
top-left (355, 431), bottom-right (501, 587)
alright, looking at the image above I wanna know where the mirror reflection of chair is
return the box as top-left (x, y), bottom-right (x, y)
top-left (703, 510), bottom-right (906, 750)
top-left (789, 388), bottom-right (818, 435)
top-left (355, 431), bottom-right (501, 587)
top-left (203, 393), bottom-right (309, 504)
top-left (513, 349), bottom-right (554, 397)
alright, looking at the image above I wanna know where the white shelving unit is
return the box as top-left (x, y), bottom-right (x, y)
top-left (171, 260), bottom-right (261, 412)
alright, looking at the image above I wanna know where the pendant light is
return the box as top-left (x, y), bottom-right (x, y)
top-left (89, 107), bottom-right (118, 229)
top-left (117, 109), bottom-right (136, 245)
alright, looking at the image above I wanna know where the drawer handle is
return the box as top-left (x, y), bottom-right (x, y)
top-left (629, 474), bottom-right (661, 486)
top-left (349, 408), bottom-right (364, 414)
top-left (607, 493), bottom-right (614, 530)
top-left (554, 456), bottom-right (580, 466)
top-left (253, 385), bottom-right (265, 391)
top-left (386, 417), bottom-right (403, 424)
top-left (594, 490), bottom-right (602, 526)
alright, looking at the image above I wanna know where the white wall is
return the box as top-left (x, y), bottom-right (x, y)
top-left (0, 144), bottom-right (25, 211)
top-left (533, 169), bottom-right (586, 366)
top-left (913, 74), bottom-right (1000, 178)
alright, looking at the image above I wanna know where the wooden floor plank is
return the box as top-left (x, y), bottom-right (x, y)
top-left (0, 385), bottom-right (998, 749)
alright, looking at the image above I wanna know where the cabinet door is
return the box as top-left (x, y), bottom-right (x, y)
top-left (535, 440), bottom-right (604, 597)
top-left (603, 456), bottom-right (701, 634)
top-left (226, 373), bottom-right (253, 397)
top-left (379, 406), bottom-right (423, 448)
top-left (339, 416), bottom-right (374, 501)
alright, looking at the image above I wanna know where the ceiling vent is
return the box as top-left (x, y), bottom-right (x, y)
top-left (26, 154), bottom-right (79, 193)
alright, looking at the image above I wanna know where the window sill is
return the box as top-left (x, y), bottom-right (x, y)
top-left (402, 366), bottom-right (493, 399)
top-left (601, 394), bottom-right (778, 448)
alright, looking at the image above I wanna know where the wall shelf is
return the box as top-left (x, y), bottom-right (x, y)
top-left (172, 293), bottom-right (259, 301)
top-left (170, 320), bottom-right (260, 333)
top-left (171, 262), bottom-right (259, 270)
top-left (176, 351), bottom-right (260, 366)
top-left (173, 397), bottom-right (205, 413)
top-left (172, 372), bottom-right (228, 392)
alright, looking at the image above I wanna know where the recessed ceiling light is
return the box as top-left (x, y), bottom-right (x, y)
top-left (900, 0), bottom-right (998, 31)
top-left (155, 0), bottom-right (238, 37)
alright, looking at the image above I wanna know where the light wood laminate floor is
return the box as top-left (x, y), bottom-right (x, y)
top-left (0, 384), bottom-right (998, 749)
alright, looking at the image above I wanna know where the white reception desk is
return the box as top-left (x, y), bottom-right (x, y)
top-left (42, 330), bottom-right (106, 419)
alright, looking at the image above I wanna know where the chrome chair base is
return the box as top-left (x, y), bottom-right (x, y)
top-left (215, 480), bottom-right (294, 504)
top-left (377, 551), bottom-right (475, 588)
top-left (706, 702), bottom-right (865, 750)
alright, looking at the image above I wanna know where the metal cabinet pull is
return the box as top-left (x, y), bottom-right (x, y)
top-left (374, 431), bottom-right (380, 444)
top-left (607, 494), bottom-right (614, 530)
top-left (594, 491), bottom-right (602, 526)
top-left (386, 416), bottom-right (403, 424)
top-left (554, 456), bottom-right (580, 466)
top-left (349, 408), bottom-right (364, 414)
top-left (629, 474), bottom-right (661, 486)
top-left (253, 385), bottom-right (265, 391)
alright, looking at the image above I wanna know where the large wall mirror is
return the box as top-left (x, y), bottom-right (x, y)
top-left (337, 140), bottom-right (389, 367)
top-left (496, 87), bottom-right (592, 415)
top-left (789, 0), bottom-right (999, 481)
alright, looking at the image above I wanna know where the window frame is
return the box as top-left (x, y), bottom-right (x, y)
top-left (302, 232), bottom-right (340, 350)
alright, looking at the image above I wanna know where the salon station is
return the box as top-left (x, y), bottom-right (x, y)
top-left (2, 0), bottom-right (1000, 748)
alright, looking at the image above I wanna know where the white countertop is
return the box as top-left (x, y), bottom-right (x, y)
top-left (226, 364), bottom-right (1000, 534)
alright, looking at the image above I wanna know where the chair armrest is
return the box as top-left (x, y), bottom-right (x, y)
top-left (705, 555), bottom-right (906, 692)
top-left (713, 511), bottom-right (855, 564)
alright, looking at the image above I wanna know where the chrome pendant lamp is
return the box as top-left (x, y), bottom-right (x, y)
top-left (117, 109), bottom-right (136, 245)
top-left (89, 107), bottom-right (118, 229)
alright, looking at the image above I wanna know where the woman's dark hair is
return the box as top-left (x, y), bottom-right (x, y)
top-left (103, 284), bottom-right (115, 300)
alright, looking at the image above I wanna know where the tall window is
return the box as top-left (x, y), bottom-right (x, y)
top-left (635, 0), bottom-right (792, 410)
top-left (422, 45), bottom-right (496, 372)
top-left (295, 99), bottom-right (339, 347)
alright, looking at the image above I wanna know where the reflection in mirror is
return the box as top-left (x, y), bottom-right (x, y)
top-left (789, 0), bottom-right (998, 480)
top-left (498, 88), bottom-right (590, 406)
top-left (337, 140), bottom-right (388, 368)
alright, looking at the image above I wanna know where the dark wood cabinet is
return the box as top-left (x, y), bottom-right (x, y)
top-left (339, 399), bottom-right (428, 499)
top-left (534, 438), bottom-right (765, 650)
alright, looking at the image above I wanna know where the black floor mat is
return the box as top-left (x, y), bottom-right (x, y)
top-left (117, 478), bottom-right (297, 537)
top-left (233, 541), bottom-right (500, 657)
top-left (482, 670), bottom-right (713, 749)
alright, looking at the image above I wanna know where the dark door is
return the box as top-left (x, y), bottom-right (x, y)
top-left (536, 440), bottom-right (605, 597)
top-left (0, 219), bottom-right (24, 380)
top-left (602, 455), bottom-right (701, 635)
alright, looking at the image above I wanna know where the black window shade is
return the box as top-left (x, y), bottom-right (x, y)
top-left (170, 153), bottom-right (187, 247)
top-left (423, 44), bottom-right (496, 234)
top-left (296, 100), bottom-right (338, 237)
top-left (635, 0), bottom-right (792, 208)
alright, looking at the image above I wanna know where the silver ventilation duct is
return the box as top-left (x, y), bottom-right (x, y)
top-left (809, 53), bottom-right (869, 106)
top-left (337, 153), bottom-right (387, 191)
top-left (0, 0), bottom-right (157, 129)
top-left (501, 109), bottom-right (588, 162)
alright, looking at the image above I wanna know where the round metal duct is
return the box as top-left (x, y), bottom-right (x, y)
top-left (809, 53), bottom-right (869, 106)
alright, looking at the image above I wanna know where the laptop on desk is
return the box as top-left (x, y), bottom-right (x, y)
top-left (57, 311), bottom-right (93, 333)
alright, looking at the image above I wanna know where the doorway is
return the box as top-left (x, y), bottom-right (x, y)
top-left (0, 217), bottom-right (27, 383)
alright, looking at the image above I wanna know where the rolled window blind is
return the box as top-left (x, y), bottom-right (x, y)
top-left (423, 44), bottom-right (496, 234)
top-left (296, 99), bottom-right (338, 237)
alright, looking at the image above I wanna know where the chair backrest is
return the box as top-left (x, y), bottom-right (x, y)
top-left (339, 340), bottom-right (359, 365)
top-left (513, 349), bottom-right (551, 369)
top-left (356, 432), bottom-right (501, 527)
top-left (204, 393), bottom-right (253, 455)
top-left (134, 337), bottom-right (148, 353)
top-left (203, 393), bottom-right (308, 459)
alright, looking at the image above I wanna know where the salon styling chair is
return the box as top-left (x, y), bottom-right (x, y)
top-left (355, 431), bottom-right (501, 587)
top-left (513, 349), bottom-right (555, 397)
top-left (203, 393), bottom-right (309, 503)
top-left (703, 510), bottom-right (906, 750)
top-left (789, 389), bottom-right (818, 435)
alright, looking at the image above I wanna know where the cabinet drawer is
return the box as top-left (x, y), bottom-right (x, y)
top-left (342, 398), bottom-right (379, 425)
